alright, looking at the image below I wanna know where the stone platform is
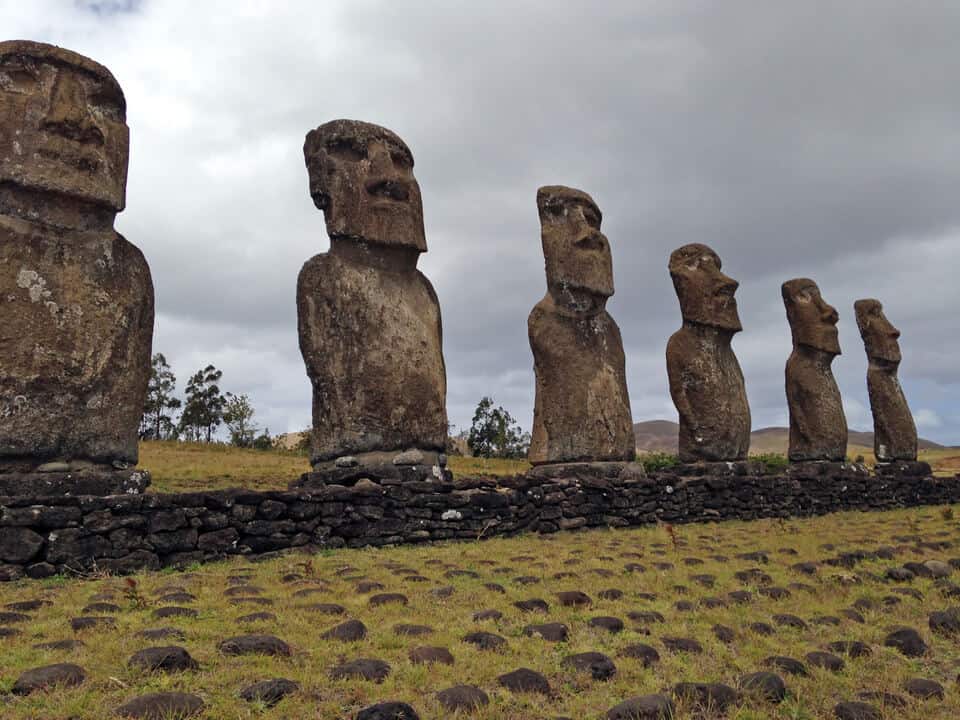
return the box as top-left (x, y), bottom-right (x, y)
top-left (292, 449), bottom-right (450, 490)
top-left (0, 469), bottom-right (150, 497)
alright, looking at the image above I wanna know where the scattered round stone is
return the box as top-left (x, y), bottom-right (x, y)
top-left (498, 667), bottom-right (550, 694)
top-left (759, 586), bottom-right (792, 600)
top-left (841, 608), bottom-right (866, 624)
top-left (137, 627), bottom-right (185, 641)
top-left (712, 624), bottom-right (735, 644)
top-left (394, 623), bottom-right (433, 636)
top-left (673, 682), bottom-right (739, 712)
top-left (430, 586), bottom-right (455, 598)
top-left (6, 599), bottom-right (49, 612)
top-left (924, 560), bottom-right (952, 578)
top-left (484, 583), bottom-right (506, 593)
top-left (702, 596), bottom-right (727, 609)
top-left (883, 627), bottom-right (927, 657)
top-left (301, 603), bottom-right (346, 615)
top-left (523, 622), bottom-right (569, 642)
top-left (904, 678), bottom-right (944, 700)
top-left (225, 585), bottom-right (264, 596)
top-left (157, 592), bottom-right (195, 604)
top-left (355, 581), bottom-right (385, 594)
top-left (472, 609), bottom-right (502, 622)
top-left (827, 640), bottom-right (872, 658)
top-left (115, 691), bottom-right (204, 718)
top-left (292, 587), bottom-right (327, 598)
top-left (792, 562), bottom-right (819, 575)
top-left (239, 678), bottom-right (299, 706)
top-left (369, 593), bottom-right (408, 607)
top-left (128, 646), bottom-right (198, 673)
top-left (0, 611), bottom-right (31, 624)
top-left (674, 600), bottom-right (694, 612)
top-left (628, 610), bottom-right (665, 624)
top-left (928, 607), bottom-right (960, 635)
top-left (805, 651), bottom-right (844, 672)
top-left (885, 567), bottom-right (915, 582)
top-left (322, 619), bottom-right (367, 642)
top-left (0, 626), bottom-right (21, 637)
top-left (514, 575), bottom-right (541, 585)
top-left (662, 636), bottom-right (703, 654)
top-left (230, 596), bottom-right (274, 606)
top-left (409, 646), bottom-right (454, 665)
top-left (749, 622), bottom-right (776, 636)
top-left (739, 672), bottom-right (786, 703)
top-left (728, 590), bottom-right (753, 604)
top-left (588, 616), bottom-right (624, 633)
top-left (773, 614), bottom-right (808, 630)
top-left (834, 701), bottom-right (881, 720)
top-left (514, 598), bottom-right (549, 613)
top-left (330, 658), bottom-right (391, 683)
top-left (598, 588), bottom-right (624, 600)
top-left (237, 612), bottom-right (276, 623)
top-left (462, 631), bottom-right (506, 650)
top-left (33, 639), bottom-right (85, 651)
top-left (606, 694), bottom-right (675, 719)
top-left (152, 606), bottom-right (197, 619)
top-left (562, 652), bottom-right (617, 681)
top-left (437, 685), bottom-right (488, 712)
top-left (811, 615), bottom-right (842, 627)
top-left (218, 634), bottom-right (291, 656)
top-left (355, 702), bottom-right (420, 720)
top-left (11, 663), bottom-right (85, 694)
top-left (71, 616), bottom-right (116, 631)
top-left (557, 590), bottom-right (592, 607)
top-left (619, 643), bottom-right (660, 667)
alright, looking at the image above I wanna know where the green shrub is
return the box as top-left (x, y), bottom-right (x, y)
top-left (639, 452), bottom-right (679, 473)
top-left (753, 452), bottom-right (789, 474)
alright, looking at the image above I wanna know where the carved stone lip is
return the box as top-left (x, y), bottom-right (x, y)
top-left (36, 143), bottom-right (101, 174)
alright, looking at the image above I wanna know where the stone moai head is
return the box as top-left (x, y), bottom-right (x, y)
top-left (537, 185), bottom-right (613, 311)
top-left (855, 299), bottom-right (902, 366)
top-left (0, 40), bottom-right (128, 214)
top-left (782, 278), bottom-right (841, 355)
top-left (668, 243), bottom-right (742, 331)
top-left (303, 119), bottom-right (426, 252)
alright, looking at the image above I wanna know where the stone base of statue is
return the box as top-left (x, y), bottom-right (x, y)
top-left (291, 449), bottom-right (451, 491)
top-left (527, 461), bottom-right (646, 484)
top-left (660, 460), bottom-right (768, 478)
top-left (0, 468), bottom-right (151, 496)
top-left (786, 460), bottom-right (870, 479)
top-left (874, 460), bottom-right (932, 477)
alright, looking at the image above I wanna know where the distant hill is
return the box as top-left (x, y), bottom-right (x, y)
top-left (634, 420), bottom-right (945, 455)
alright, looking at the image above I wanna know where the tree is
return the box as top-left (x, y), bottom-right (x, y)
top-left (223, 393), bottom-right (258, 448)
top-left (251, 428), bottom-right (274, 451)
top-left (140, 353), bottom-right (181, 440)
top-left (467, 397), bottom-right (530, 459)
top-left (178, 365), bottom-right (226, 442)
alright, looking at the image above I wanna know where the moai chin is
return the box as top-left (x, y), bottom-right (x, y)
top-left (854, 299), bottom-right (917, 462)
top-left (666, 244), bottom-right (750, 462)
top-left (527, 185), bottom-right (635, 466)
top-left (296, 119), bottom-right (448, 481)
top-left (0, 41), bottom-right (154, 494)
top-left (782, 278), bottom-right (847, 462)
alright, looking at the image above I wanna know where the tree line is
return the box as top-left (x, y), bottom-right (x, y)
top-left (140, 353), bottom-right (271, 449)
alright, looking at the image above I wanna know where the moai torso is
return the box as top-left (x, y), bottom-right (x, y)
top-left (782, 279), bottom-right (847, 462)
top-left (297, 243), bottom-right (446, 463)
top-left (527, 185), bottom-right (635, 465)
top-left (855, 299), bottom-right (917, 462)
top-left (0, 41), bottom-right (154, 472)
top-left (666, 244), bottom-right (750, 462)
top-left (298, 120), bottom-right (447, 467)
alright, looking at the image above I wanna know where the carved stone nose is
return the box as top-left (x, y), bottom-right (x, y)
top-left (42, 71), bottom-right (103, 145)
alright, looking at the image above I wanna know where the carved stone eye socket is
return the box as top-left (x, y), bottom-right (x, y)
top-left (326, 138), bottom-right (366, 162)
top-left (389, 148), bottom-right (413, 170)
top-left (0, 65), bottom-right (39, 93)
top-left (545, 202), bottom-right (565, 218)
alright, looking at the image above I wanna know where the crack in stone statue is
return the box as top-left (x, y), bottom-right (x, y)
top-left (0, 40), bottom-right (153, 495)
top-left (666, 244), bottom-right (750, 462)
top-left (295, 120), bottom-right (447, 484)
top-left (528, 186), bottom-right (635, 466)
top-left (855, 299), bottom-right (917, 463)
top-left (782, 278), bottom-right (846, 462)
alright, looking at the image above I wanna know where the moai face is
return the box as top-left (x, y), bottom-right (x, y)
top-left (537, 185), bottom-right (613, 307)
top-left (0, 40), bottom-right (128, 212)
top-left (303, 119), bottom-right (426, 252)
top-left (855, 299), bottom-right (902, 365)
top-left (782, 278), bottom-right (841, 355)
top-left (669, 243), bottom-right (741, 331)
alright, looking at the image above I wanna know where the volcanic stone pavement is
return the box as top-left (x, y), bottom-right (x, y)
top-left (0, 507), bottom-right (959, 718)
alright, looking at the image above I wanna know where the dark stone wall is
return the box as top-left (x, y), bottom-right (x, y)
top-left (0, 467), bottom-right (958, 580)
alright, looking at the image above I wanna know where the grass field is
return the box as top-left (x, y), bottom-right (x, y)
top-left (139, 442), bottom-right (958, 495)
top-left (0, 507), bottom-right (958, 718)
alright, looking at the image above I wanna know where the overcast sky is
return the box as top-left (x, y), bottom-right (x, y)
top-left (5, 0), bottom-right (959, 444)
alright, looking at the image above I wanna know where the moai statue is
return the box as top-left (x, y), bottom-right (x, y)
top-left (666, 244), bottom-right (750, 462)
top-left (295, 119), bottom-right (448, 485)
top-left (528, 185), bottom-right (635, 467)
top-left (0, 41), bottom-right (154, 495)
top-left (782, 279), bottom-right (847, 462)
top-left (854, 299), bottom-right (917, 462)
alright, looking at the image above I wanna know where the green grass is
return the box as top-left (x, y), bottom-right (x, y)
top-left (0, 507), bottom-right (958, 718)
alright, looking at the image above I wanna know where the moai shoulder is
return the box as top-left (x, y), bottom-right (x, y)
top-left (0, 40), bottom-right (154, 495)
